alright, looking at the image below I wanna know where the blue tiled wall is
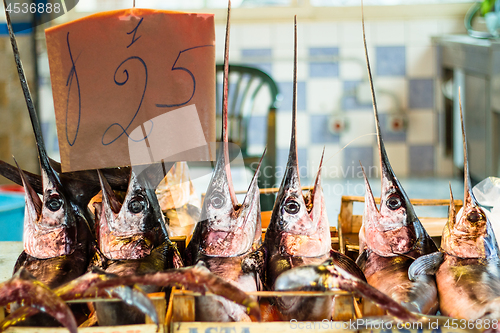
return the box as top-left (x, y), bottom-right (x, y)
top-left (211, 20), bottom-right (465, 179)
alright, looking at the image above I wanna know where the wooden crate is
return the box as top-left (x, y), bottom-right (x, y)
top-left (166, 288), bottom-right (383, 333)
top-left (337, 196), bottom-right (463, 256)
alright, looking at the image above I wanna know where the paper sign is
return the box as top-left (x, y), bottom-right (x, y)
top-left (45, 8), bottom-right (216, 172)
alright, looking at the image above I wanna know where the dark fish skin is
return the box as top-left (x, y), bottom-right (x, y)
top-left (0, 158), bottom-right (131, 211)
top-left (275, 259), bottom-right (419, 322)
top-left (242, 18), bottom-right (365, 322)
top-left (410, 98), bottom-right (500, 323)
top-left (0, 268), bottom-right (78, 333)
top-left (356, 6), bottom-right (438, 315)
top-left (185, 3), bottom-right (262, 322)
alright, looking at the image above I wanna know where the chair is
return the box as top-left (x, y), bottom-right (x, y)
top-left (215, 64), bottom-right (280, 211)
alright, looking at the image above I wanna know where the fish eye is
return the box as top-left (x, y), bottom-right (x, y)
top-left (46, 198), bottom-right (63, 212)
top-left (468, 211), bottom-right (484, 223)
top-left (284, 200), bottom-right (300, 215)
top-left (210, 192), bottom-right (225, 209)
top-left (386, 196), bottom-right (402, 210)
top-left (128, 197), bottom-right (146, 214)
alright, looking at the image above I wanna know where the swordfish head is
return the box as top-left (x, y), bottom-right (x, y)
top-left (197, 147), bottom-right (264, 257)
top-left (17, 157), bottom-right (79, 259)
top-left (265, 18), bottom-right (330, 258)
top-left (186, 8), bottom-right (262, 258)
top-left (96, 167), bottom-right (167, 260)
top-left (359, 13), bottom-right (436, 257)
top-left (441, 96), bottom-right (499, 259)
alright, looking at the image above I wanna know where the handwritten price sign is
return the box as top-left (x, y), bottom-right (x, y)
top-left (45, 8), bottom-right (216, 172)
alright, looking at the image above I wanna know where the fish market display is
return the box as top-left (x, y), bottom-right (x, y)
top-left (354, 7), bottom-right (439, 315)
top-left (92, 166), bottom-right (183, 325)
top-left (185, 2), bottom-right (263, 322)
top-left (409, 98), bottom-right (500, 322)
top-left (242, 17), bottom-right (365, 322)
top-left (156, 161), bottom-right (201, 239)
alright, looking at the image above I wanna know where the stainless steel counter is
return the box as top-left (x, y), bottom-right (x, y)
top-left (434, 35), bottom-right (500, 180)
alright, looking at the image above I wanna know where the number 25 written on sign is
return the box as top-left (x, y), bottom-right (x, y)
top-left (63, 16), bottom-right (213, 147)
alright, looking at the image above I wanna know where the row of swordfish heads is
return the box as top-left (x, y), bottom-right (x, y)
top-left (1, 0), bottom-right (500, 330)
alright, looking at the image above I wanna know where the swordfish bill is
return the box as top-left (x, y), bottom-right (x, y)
top-left (242, 17), bottom-right (365, 322)
top-left (356, 2), bottom-right (438, 315)
top-left (185, 1), bottom-right (264, 321)
top-left (410, 92), bottom-right (500, 322)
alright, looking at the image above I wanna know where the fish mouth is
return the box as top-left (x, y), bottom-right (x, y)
top-left (98, 230), bottom-right (156, 260)
top-left (280, 232), bottom-right (329, 257)
top-left (97, 169), bottom-right (166, 260)
top-left (201, 227), bottom-right (255, 257)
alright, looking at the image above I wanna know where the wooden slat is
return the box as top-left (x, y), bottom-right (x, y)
top-left (145, 293), bottom-right (166, 326)
top-left (172, 322), bottom-right (356, 333)
top-left (171, 294), bottom-right (195, 323)
top-left (340, 195), bottom-right (463, 207)
top-left (332, 295), bottom-right (355, 321)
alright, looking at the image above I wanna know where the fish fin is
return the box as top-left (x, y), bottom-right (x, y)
top-left (14, 158), bottom-right (42, 220)
top-left (330, 249), bottom-right (367, 282)
top-left (355, 249), bottom-right (369, 270)
top-left (408, 251), bottom-right (444, 281)
top-left (241, 246), bottom-right (267, 281)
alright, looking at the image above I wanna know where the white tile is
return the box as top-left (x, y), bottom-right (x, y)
top-left (339, 111), bottom-right (375, 147)
top-left (339, 46), bottom-right (375, 80)
top-left (339, 21), bottom-right (374, 48)
top-left (407, 110), bottom-right (436, 145)
top-left (276, 112), bottom-right (310, 148)
top-left (373, 21), bottom-right (406, 46)
top-left (305, 22), bottom-right (339, 47)
top-left (271, 56), bottom-right (308, 81)
top-left (382, 142), bottom-right (409, 178)
top-left (435, 144), bottom-right (454, 177)
top-left (308, 144), bottom-right (343, 180)
top-left (272, 22), bottom-right (308, 49)
top-left (405, 20), bottom-right (439, 47)
top-left (252, 86), bottom-right (274, 116)
top-left (238, 23), bottom-right (272, 48)
top-left (372, 77), bottom-right (408, 111)
top-left (307, 78), bottom-right (342, 115)
top-left (406, 45), bottom-right (436, 78)
top-left (438, 19), bottom-right (466, 35)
